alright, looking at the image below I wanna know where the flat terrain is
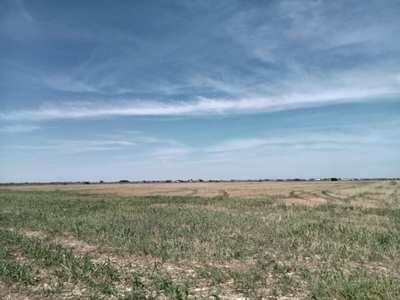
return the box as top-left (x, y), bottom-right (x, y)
top-left (0, 180), bottom-right (399, 299)
top-left (3, 180), bottom-right (398, 207)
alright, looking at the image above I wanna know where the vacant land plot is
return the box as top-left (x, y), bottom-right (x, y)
top-left (0, 180), bottom-right (399, 299)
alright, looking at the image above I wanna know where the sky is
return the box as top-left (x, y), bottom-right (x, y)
top-left (0, 0), bottom-right (399, 183)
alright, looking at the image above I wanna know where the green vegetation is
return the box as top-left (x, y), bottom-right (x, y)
top-left (0, 188), bottom-right (399, 299)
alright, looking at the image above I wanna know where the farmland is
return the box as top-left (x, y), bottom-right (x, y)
top-left (0, 180), bottom-right (399, 299)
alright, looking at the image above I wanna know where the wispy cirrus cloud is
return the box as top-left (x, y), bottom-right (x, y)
top-left (1, 86), bottom-right (398, 122)
top-left (0, 124), bottom-right (40, 133)
top-left (9, 139), bottom-right (134, 154)
top-left (203, 129), bottom-right (400, 156)
top-left (224, 0), bottom-right (400, 64)
top-left (42, 76), bottom-right (105, 93)
top-left (0, 0), bottom-right (37, 40)
top-left (0, 74), bottom-right (400, 121)
top-left (148, 147), bottom-right (192, 158)
top-left (2, 43), bottom-right (398, 122)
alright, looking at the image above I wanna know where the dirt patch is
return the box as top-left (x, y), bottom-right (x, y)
top-left (14, 229), bottom-right (98, 257)
top-left (53, 232), bottom-right (97, 256)
top-left (0, 283), bottom-right (31, 300)
top-left (23, 230), bottom-right (47, 240)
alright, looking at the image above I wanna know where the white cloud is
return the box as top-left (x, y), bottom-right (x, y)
top-left (1, 76), bottom-right (398, 122)
top-left (9, 139), bottom-right (134, 154)
top-left (205, 138), bottom-right (268, 153)
top-left (223, 0), bottom-right (400, 66)
top-left (0, 124), bottom-right (40, 133)
top-left (148, 147), bottom-right (192, 158)
top-left (204, 128), bottom-right (400, 154)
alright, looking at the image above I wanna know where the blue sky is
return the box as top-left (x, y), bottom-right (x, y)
top-left (1, 0), bottom-right (399, 182)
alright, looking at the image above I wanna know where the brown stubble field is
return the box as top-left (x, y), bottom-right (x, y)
top-left (0, 180), bottom-right (399, 299)
top-left (3, 179), bottom-right (399, 207)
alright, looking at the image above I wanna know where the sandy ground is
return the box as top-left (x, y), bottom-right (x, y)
top-left (1, 180), bottom-right (398, 207)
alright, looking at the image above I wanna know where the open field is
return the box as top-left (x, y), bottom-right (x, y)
top-left (0, 180), bottom-right (399, 299)
top-left (3, 180), bottom-right (399, 207)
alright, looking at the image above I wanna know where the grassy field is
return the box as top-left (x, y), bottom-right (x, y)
top-left (0, 180), bottom-right (399, 299)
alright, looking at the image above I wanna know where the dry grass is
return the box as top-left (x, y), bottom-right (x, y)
top-left (2, 180), bottom-right (397, 207)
